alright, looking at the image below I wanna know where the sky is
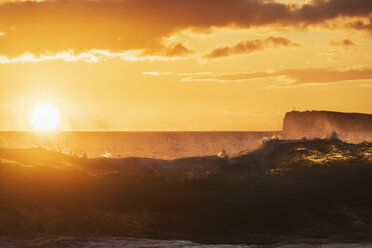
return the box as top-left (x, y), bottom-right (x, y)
top-left (0, 0), bottom-right (371, 131)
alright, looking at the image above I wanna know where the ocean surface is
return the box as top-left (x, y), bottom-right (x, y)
top-left (0, 132), bottom-right (371, 248)
top-left (1, 237), bottom-right (372, 248)
top-left (0, 131), bottom-right (280, 159)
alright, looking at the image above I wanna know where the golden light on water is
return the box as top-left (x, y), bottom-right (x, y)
top-left (28, 101), bottom-right (61, 131)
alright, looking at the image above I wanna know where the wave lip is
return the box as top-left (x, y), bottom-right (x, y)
top-left (0, 136), bottom-right (371, 180)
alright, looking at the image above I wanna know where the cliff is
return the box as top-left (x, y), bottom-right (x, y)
top-left (283, 110), bottom-right (372, 134)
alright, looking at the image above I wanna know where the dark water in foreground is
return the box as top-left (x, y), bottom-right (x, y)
top-left (1, 237), bottom-right (372, 248)
top-left (0, 134), bottom-right (371, 247)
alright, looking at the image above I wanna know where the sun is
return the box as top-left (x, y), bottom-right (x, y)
top-left (29, 101), bottom-right (61, 131)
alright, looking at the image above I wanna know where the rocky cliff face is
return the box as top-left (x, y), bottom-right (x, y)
top-left (283, 110), bottom-right (372, 135)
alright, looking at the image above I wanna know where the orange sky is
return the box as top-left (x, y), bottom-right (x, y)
top-left (0, 0), bottom-right (371, 131)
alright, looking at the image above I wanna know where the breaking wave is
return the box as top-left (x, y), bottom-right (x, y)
top-left (0, 135), bottom-right (371, 245)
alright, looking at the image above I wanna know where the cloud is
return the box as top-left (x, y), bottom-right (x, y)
top-left (329, 39), bottom-right (357, 50)
top-left (345, 20), bottom-right (372, 32)
top-left (141, 42), bottom-right (194, 57)
top-left (205, 36), bottom-right (301, 58)
top-left (164, 43), bottom-right (195, 57)
top-left (182, 67), bottom-right (372, 87)
top-left (141, 71), bottom-right (171, 76)
top-left (0, 49), bottom-right (189, 64)
top-left (281, 67), bottom-right (372, 84)
top-left (181, 71), bottom-right (277, 82)
top-left (0, 0), bottom-right (371, 56)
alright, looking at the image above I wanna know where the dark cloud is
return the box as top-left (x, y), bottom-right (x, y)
top-left (205, 36), bottom-right (301, 58)
top-left (142, 43), bottom-right (195, 57)
top-left (0, 0), bottom-right (371, 56)
top-left (345, 20), bottom-right (372, 32)
top-left (182, 67), bottom-right (372, 86)
top-left (292, 0), bottom-right (372, 24)
top-left (329, 39), bottom-right (357, 50)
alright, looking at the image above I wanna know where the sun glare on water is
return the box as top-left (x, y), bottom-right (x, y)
top-left (29, 101), bottom-right (61, 131)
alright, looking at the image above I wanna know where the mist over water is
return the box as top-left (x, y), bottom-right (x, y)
top-left (0, 131), bottom-right (371, 160)
top-left (0, 131), bottom-right (281, 159)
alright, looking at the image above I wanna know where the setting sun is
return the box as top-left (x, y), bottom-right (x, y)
top-left (29, 101), bottom-right (61, 131)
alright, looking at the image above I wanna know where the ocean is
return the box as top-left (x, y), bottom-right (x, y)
top-left (0, 237), bottom-right (371, 248)
top-left (0, 132), bottom-right (371, 247)
top-left (0, 131), bottom-right (280, 159)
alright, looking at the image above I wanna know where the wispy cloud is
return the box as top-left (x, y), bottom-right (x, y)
top-left (140, 42), bottom-right (195, 58)
top-left (141, 72), bottom-right (172, 76)
top-left (181, 67), bottom-right (372, 88)
top-left (0, 49), bottom-right (189, 64)
top-left (329, 39), bottom-right (357, 50)
top-left (181, 71), bottom-right (278, 83)
top-left (205, 36), bottom-right (301, 58)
